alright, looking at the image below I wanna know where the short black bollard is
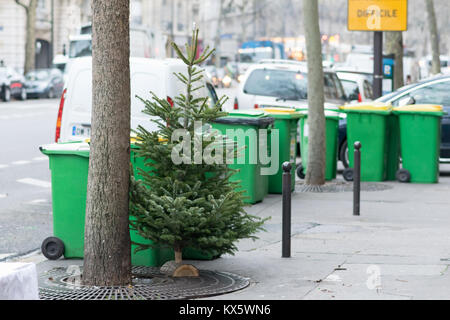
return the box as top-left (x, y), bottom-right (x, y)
top-left (282, 161), bottom-right (292, 258)
top-left (353, 141), bottom-right (362, 216)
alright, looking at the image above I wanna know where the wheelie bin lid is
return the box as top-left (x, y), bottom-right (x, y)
top-left (259, 107), bottom-right (304, 119)
top-left (225, 110), bottom-right (267, 117)
top-left (213, 110), bottom-right (275, 127)
top-left (392, 104), bottom-right (445, 116)
top-left (39, 141), bottom-right (90, 157)
top-left (295, 102), bottom-right (340, 112)
top-left (296, 109), bottom-right (342, 120)
top-left (339, 102), bottom-right (392, 115)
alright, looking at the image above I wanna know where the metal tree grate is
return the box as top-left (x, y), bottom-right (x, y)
top-left (38, 266), bottom-right (250, 300)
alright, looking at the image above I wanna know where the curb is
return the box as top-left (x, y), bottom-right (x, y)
top-left (0, 248), bottom-right (44, 263)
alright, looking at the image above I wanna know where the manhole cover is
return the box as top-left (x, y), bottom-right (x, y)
top-left (296, 180), bottom-right (393, 193)
top-left (38, 266), bottom-right (250, 300)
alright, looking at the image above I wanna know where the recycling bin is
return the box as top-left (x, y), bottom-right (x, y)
top-left (40, 141), bottom-right (174, 266)
top-left (296, 109), bottom-right (341, 181)
top-left (259, 108), bottom-right (303, 193)
top-left (393, 105), bottom-right (445, 183)
top-left (211, 110), bottom-right (275, 203)
top-left (339, 102), bottom-right (393, 182)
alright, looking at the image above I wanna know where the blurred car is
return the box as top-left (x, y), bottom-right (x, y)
top-left (235, 59), bottom-right (348, 158)
top-left (0, 66), bottom-right (27, 101)
top-left (203, 65), bottom-right (232, 88)
top-left (57, 57), bottom-right (219, 142)
top-left (336, 71), bottom-right (373, 103)
top-left (338, 74), bottom-right (450, 167)
top-left (234, 59), bottom-right (347, 111)
top-left (25, 68), bottom-right (64, 99)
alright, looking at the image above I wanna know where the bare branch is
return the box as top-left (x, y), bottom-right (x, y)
top-left (15, 0), bottom-right (29, 12)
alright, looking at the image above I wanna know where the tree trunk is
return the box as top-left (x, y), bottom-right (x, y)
top-left (15, 0), bottom-right (37, 74)
top-left (385, 32), bottom-right (404, 90)
top-left (426, 0), bottom-right (441, 75)
top-left (83, 0), bottom-right (131, 286)
top-left (174, 244), bottom-right (183, 264)
top-left (303, 0), bottom-right (326, 186)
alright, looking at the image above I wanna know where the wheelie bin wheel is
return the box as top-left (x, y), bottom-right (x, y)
top-left (343, 168), bottom-right (354, 182)
top-left (396, 169), bottom-right (411, 183)
top-left (296, 164), bottom-right (305, 179)
top-left (41, 237), bottom-right (65, 260)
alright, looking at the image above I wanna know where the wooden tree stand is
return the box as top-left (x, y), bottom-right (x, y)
top-left (159, 249), bottom-right (199, 277)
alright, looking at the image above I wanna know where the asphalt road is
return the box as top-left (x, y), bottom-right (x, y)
top-left (0, 98), bottom-right (58, 259)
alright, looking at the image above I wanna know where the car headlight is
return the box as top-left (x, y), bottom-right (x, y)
top-left (237, 74), bottom-right (244, 83)
top-left (222, 75), bottom-right (232, 85)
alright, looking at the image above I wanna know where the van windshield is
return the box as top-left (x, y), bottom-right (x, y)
top-left (243, 69), bottom-right (308, 100)
top-left (69, 40), bottom-right (92, 58)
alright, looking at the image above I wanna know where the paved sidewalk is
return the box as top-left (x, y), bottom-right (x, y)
top-left (12, 165), bottom-right (450, 300)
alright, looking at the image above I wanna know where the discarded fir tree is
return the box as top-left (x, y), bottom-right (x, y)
top-left (129, 27), bottom-right (267, 276)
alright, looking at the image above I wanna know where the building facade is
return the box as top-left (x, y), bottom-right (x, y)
top-left (0, 0), bottom-right (88, 72)
top-left (0, 0), bottom-right (249, 73)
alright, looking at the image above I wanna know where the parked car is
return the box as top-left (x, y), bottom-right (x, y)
top-left (0, 66), bottom-right (27, 101)
top-left (56, 57), bottom-right (219, 143)
top-left (24, 68), bottom-right (64, 99)
top-left (234, 59), bottom-right (348, 157)
top-left (336, 71), bottom-right (374, 103)
top-left (234, 59), bottom-right (348, 110)
top-left (338, 74), bottom-right (450, 167)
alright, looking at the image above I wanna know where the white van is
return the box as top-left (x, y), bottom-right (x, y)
top-left (55, 57), bottom-right (218, 142)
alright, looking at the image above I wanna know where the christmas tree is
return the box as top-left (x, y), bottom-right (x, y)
top-left (129, 27), bottom-right (268, 275)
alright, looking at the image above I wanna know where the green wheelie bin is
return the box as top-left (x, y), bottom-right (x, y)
top-left (259, 108), bottom-right (303, 193)
top-left (39, 141), bottom-right (174, 266)
top-left (296, 109), bottom-right (341, 181)
top-left (211, 110), bottom-right (275, 203)
top-left (393, 105), bottom-right (445, 183)
top-left (339, 102), bottom-right (394, 182)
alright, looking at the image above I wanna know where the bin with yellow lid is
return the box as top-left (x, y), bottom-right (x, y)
top-left (393, 104), bottom-right (445, 183)
top-left (259, 107), bottom-right (304, 193)
top-left (296, 108), bottom-right (341, 181)
top-left (38, 141), bottom-right (175, 266)
top-left (339, 102), bottom-right (394, 182)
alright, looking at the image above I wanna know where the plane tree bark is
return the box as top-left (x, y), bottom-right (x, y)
top-left (426, 0), bottom-right (441, 75)
top-left (302, 0), bottom-right (326, 188)
top-left (82, 0), bottom-right (131, 286)
top-left (385, 32), bottom-right (404, 90)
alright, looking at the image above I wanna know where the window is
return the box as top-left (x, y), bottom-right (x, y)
top-left (341, 80), bottom-right (359, 101)
top-left (363, 80), bottom-right (373, 100)
top-left (323, 73), bottom-right (338, 100)
top-left (243, 69), bottom-right (308, 100)
top-left (393, 81), bottom-right (450, 106)
top-left (331, 73), bottom-right (346, 100)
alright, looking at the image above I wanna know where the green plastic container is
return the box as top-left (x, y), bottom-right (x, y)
top-left (393, 105), bottom-right (445, 183)
top-left (340, 103), bottom-right (392, 182)
top-left (211, 110), bottom-right (274, 203)
top-left (297, 109), bottom-right (341, 181)
top-left (260, 108), bottom-right (303, 193)
top-left (40, 141), bottom-right (174, 266)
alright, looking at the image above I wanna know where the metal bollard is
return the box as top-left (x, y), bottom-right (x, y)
top-left (353, 141), bottom-right (362, 216)
top-left (282, 161), bottom-right (292, 258)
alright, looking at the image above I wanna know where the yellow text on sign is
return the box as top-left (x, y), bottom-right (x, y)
top-left (348, 0), bottom-right (408, 31)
